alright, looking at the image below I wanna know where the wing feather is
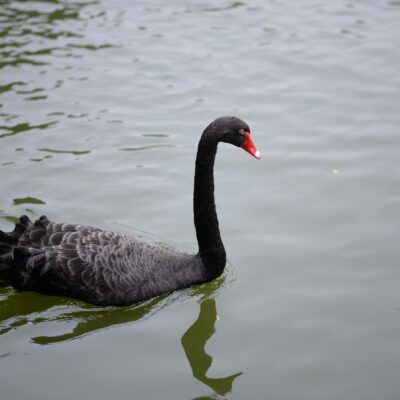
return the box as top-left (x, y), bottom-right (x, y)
top-left (1, 215), bottom-right (206, 305)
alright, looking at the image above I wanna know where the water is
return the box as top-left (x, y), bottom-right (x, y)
top-left (1, 0), bottom-right (400, 398)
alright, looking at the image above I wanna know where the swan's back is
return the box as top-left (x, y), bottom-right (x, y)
top-left (0, 215), bottom-right (206, 305)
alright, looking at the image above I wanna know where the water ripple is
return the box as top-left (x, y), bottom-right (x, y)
top-left (1, 0), bottom-right (400, 398)
top-left (12, 196), bottom-right (46, 206)
top-left (37, 147), bottom-right (90, 155)
top-left (0, 121), bottom-right (56, 139)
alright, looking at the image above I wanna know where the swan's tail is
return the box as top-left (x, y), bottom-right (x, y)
top-left (0, 229), bottom-right (18, 281)
top-left (0, 215), bottom-right (46, 289)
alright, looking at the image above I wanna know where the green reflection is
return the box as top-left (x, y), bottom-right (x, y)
top-left (0, 288), bottom-right (66, 336)
top-left (25, 95), bottom-right (47, 101)
top-left (0, 215), bottom-right (19, 223)
top-left (196, 2), bottom-right (245, 13)
top-left (16, 87), bottom-right (45, 95)
top-left (0, 0), bottom-right (106, 78)
top-left (0, 58), bottom-right (49, 69)
top-left (68, 43), bottom-right (114, 51)
top-left (12, 196), bottom-right (46, 205)
top-left (0, 81), bottom-right (26, 94)
top-left (30, 155), bottom-right (53, 162)
top-left (0, 121), bottom-right (57, 139)
top-left (120, 145), bottom-right (174, 151)
top-left (0, 209), bottom-right (31, 223)
top-left (0, 271), bottom-right (241, 395)
top-left (142, 134), bottom-right (169, 138)
top-left (32, 296), bottom-right (167, 345)
top-left (182, 299), bottom-right (242, 397)
top-left (47, 8), bottom-right (79, 23)
top-left (37, 147), bottom-right (90, 155)
top-left (0, 286), bottom-right (168, 344)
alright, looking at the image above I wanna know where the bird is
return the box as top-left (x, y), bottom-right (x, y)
top-left (0, 116), bottom-right (260, 306)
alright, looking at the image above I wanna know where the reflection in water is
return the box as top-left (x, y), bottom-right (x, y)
top-left (0, 0), bottom-right (110, 77)
top-left (0, 0), bottom-right (111, 154)
top-left (120, 145), bottom-right (175, 152)
top-left (13, 196), bottom-right (46, 205)
top-left (0, 277), bottom-right (226, 344)
top-left (32, 296), bottom-right (167, 345)
top-left (0, 273), bottom-right (242, 396)
top-left (182, 299), bottom-right (242, 397)
top-left (0, 122), bottom-right (57, 139)
top-left (37, 147), bottom-right (91, 155)
top-left (0, 1), bottom-right (86, 70)
top-left (0, 286), bottom-right (168, 344)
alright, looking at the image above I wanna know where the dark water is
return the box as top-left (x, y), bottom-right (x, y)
top-left (1, 1), bottom-right (400, 399)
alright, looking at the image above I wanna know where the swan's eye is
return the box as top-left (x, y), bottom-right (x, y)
top-left (239, 129), bottom-right (250, 136)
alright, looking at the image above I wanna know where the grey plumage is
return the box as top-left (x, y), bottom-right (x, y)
top-left (1, 215), bottom-right (207, 306)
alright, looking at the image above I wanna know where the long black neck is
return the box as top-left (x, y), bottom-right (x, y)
top-left (193, 135), bottom-right (226, 277)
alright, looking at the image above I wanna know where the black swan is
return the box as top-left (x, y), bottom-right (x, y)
top-left (0, 116), bottom-right (260, 306)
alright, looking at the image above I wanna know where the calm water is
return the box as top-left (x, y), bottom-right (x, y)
top-left (1, 0), bottom-right (400, 398)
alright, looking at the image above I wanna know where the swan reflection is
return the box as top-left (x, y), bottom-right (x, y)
top-left (0, 286), bottom-right (168, 344)
top-left (0, 274), bottom-right (242, 397)
top-left (182, 298), bottom-right (242, 397)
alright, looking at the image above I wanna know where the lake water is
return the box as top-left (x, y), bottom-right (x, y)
top-left (1, 0), bottom-right (400, 399)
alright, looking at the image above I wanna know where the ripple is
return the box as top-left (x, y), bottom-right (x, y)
top-left (186, 2), bottom-right (246, 13)
top-left (67, 43), bottom-right (114, 51)
top-left (12, 196), bottom-right (46, 206)
top-left (24, 95), bottom-right (47, 101)
top-left (1, 0), bottom-right (400, 398)
top-left (15, 87), bottom-right (45, 95)
top-left (142, 133), bottom-right (169, 138)
top-left (0, 214), bottom-right (19, 223)
top-left (0, 57), bottom-right (48, 69)
top-left (67, 113), bottom-right (88, 118)
top-left (0, 121), bottom-right (56, 139)
top-left (119, 145), bottom-right (175, 151)
top-left (30, 155), bottom-right (53, 162)
top-left (37, 147), bottom-right (90, 155)
top-left (0, 81), bottom-right (26, 93)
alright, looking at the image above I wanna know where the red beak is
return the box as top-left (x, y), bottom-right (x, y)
top-left (242, 131), bottom-right (261, 159)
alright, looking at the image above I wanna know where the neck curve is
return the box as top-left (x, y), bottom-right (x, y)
top-left (193, 135), bottom-right (226, 278)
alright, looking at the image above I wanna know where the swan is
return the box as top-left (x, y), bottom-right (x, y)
top-left (0, 116), bottom-right (260, 306)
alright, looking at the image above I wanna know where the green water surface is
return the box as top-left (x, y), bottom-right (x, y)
top-left (1, 1), bottom-right (400, 399)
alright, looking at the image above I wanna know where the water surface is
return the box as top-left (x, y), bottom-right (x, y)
top-left (1, 0), bottom-right (400, 399)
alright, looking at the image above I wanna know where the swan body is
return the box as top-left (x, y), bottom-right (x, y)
top-left (0, 116), bottom-right (260, 305)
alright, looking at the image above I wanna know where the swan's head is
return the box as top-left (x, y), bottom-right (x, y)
top-left (204, 116), bottom-right (261, 159)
